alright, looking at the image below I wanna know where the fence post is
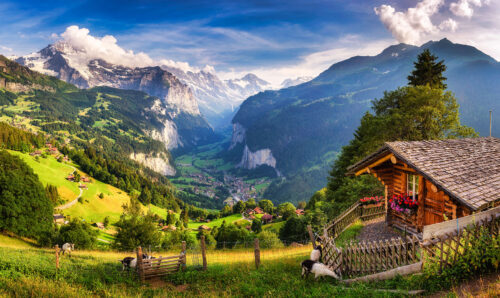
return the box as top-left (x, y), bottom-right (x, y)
top-left (181, 241), bottom-right (187, 271)
top-left (307, 225), bottom-right (316, 249)
top-left (200, 236), bottom-right (207, 271)
top-left (136, 246), bottom-right (144, 282)
top-left (54, 244), bottom-right (60, 270)
top-left (254, 238), bottom-right (260, 269)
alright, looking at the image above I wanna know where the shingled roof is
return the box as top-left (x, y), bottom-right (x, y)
top-left (347, 137), bottom-right (500, 210)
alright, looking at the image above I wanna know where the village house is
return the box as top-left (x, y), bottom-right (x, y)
top-left (253, 207), bottom-right (264, 214)
top-left (162, 225), bottom-right (177, 231)
top-left (245, 209), bottom-right (255, 216)
top-left (94, 222), bottom-right (105, 229)
top-left (81, 176), bottom-right (91, 183)
top-left (347, 137), bottom-right (500, 234)
top-left (198, 225), bottom-right (211, 231)
top-left (66, 174), bottom-right (74, 181)
top-left (261, 214), bottom-right (273, 224)
top-left (53, 214), bottom-right (65, 224)
top-left (79, 184), bottom-right (88, 189)
top-left (30, 150), bottom-right (42, 157)
top-left (295, 209), bottom-right (304, 216)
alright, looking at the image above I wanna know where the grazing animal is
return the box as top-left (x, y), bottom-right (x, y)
top-left (61, 243), bottom-right (75, 256)
top-left (120, 254), bottom-right (154, 271)
top-left (310, 245), bottom-right (322, 262)
top-left (301, 260), bottom-right (339, 280)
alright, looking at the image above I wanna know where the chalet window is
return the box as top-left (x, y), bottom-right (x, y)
top-left (407, 174), bottom-right (419, 200)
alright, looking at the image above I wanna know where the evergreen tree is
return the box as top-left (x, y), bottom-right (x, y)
top-left (233, 200), bottom-right (246, 214)
top-left (0, 150), bottom-right (53, 241)
top-left (251, 218), bottom-right (262, 233)
top-left (166, 212), bottom-right (175, 225)
top-left (408, 49), bottom-right (447, 89)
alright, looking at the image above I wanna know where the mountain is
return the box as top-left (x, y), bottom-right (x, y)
top-left (229, 38), bottom-right (500, 204)
top-left (280, 76), bottom-right (313, 88)
top-left (14, 41), bottom-right (215, 149)
top-left (162, 66), bottom-right (272, 128)
top-left (0, 55), bottom-right (178, 175)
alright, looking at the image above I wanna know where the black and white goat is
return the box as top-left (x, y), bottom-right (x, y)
top-left (301, 260), bottom-right (339, 280)
top-left (310, 245), bottom-right (322, 262)
top-left (61, 243), bottom-right (75, 256)
top-left (119, 254), bottom-right (154, 271)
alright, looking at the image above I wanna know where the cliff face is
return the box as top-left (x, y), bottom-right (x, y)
top-left (229, 122), bottom-right (246, 150)
top-left (237, 145), bottom-right (277, 170)
top-left (129, 152), bottom-right (176, 176)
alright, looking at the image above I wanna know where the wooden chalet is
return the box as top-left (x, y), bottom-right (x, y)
top-left (347, 137), bottom-right (500, 234)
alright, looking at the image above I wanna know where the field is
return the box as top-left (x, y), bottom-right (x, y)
top-left (8, 150), bottom-right (80, 200)
top-left (1, 235), bottom-right (496, 297)
top-left (187, 214), bottom-right (244, 230)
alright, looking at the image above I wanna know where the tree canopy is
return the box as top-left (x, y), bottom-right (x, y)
top-left (0, 150), bottom-right (53, 240)
top-left (408, 49), bottom-right (447, 89)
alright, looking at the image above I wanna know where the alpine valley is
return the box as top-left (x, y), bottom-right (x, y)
top-left (4, 37), bottom-right (500, 207)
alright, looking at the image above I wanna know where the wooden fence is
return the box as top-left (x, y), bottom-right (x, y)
top-left (421, 214), bottom-right (499, 273)
top-left (320, 205), bottom-right (499, 280)
top-left (341, 236), bottom-right (420, 277)
top-left (136, 243), bottom-right (186, 282)
top-left (324, 202), bottom-right (385, 240)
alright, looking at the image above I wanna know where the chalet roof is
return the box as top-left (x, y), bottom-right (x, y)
top-left (347, 137), bottom-right (500, 210)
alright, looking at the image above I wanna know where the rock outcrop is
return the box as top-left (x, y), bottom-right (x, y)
top-left (129, 152), bottom-right (176, 176)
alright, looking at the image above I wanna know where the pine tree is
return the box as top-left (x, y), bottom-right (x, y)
top-left (408, 49), bottom-right (447, 89)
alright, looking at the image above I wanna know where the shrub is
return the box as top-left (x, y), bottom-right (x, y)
top-left (162, 230), bottom-right (197, 250)
top-left (56, 219), bottom-right (98, 249)
top-left (423, 225), bottom-right (499, 290)
top-left (257, 230), bottom-right (283, 248)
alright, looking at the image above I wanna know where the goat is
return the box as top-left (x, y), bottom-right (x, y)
top-left (301, 260), bottom-right (339, 280)
top-left (119, 254), bottom-right (154, 271)
top-left (310, 245), bottom-right (322, 262)
top-left (61, 243), bottom-right (75, 256)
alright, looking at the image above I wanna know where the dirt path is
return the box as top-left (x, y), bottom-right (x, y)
top-left (357, 217), bottom-right (401, 243)
top-left (54, 166), bottom-right (84, 210)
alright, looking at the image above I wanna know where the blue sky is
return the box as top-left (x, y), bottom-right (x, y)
top-left (0, 0), bottom-right (498, 84)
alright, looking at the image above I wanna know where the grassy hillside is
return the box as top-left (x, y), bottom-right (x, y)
top-left (7, 149), bottom-right (166, 226)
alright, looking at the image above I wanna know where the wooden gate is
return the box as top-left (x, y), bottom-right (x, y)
top-left (136, 243), bottom-right (186, 282)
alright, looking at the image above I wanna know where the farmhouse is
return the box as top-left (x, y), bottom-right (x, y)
top-left (53, 214), bottom-right (65, 224)
top-left (198, 225), bottom-right (211, 231)
top-left (347, 137), bottom-right (500, 234)
top-left (253, 207), bottom-right (264, 214)
top-left (261, 214), bottom-right (273, 224)
top-left (295, 209), bottom-right (304, 216)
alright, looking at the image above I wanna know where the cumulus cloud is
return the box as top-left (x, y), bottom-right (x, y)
top-left (374, 0), bottom-right (444, 44)
top-left (450, 0), bottom-right (487, 18)
top-left (439, 18), bottom-right (458, 31)
top-left (55, 25), bottom-right (208, 73)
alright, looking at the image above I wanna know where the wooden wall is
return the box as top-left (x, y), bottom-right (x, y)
top-left (371, 158), bottom-right (472, 233)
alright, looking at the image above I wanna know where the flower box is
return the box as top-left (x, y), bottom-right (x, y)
top-left (389, 193), bottom-right (418, 215)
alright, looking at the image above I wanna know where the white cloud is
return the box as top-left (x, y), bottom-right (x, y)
top-left (439, 18), bottom-right (458, 31)
top-left (55, 25), bottom-right (206, 73)
top-left (0, 45), bottom-right (13, 52)
top-left (450, 0), bottom-right (486, 18)
top-left (374, 0), bottom-right (444, 44)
